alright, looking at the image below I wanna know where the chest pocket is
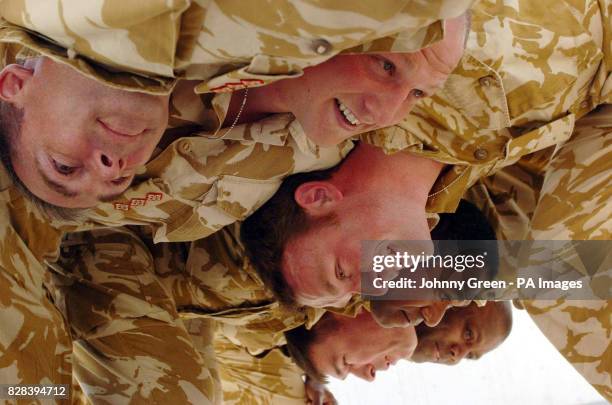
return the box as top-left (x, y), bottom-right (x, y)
top-left (155, 175), bottom-right (279, 242)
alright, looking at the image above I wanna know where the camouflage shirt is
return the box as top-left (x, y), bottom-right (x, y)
top-left (0, 0), bottom-right (473, 94)
top-left (364, 0), bottom-right (611, 215)
top-left (155, 223), bottom-right (327, 355)
top-left (0, 164), bottom-right (79, 386)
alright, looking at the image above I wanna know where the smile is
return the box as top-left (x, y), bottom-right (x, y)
top-left (335, 98), bottom-right (361, 126)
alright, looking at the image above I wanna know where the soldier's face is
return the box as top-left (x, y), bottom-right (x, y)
top-left (281, 192), bottom-right (435, 308)
top-left (412, 303), bottom-right (507, 364)
top-left (266, 14), bottom-right (467, 146)
top-left (281, 144), bottom-right (437, 308)
top-left (0, 57), bottom-right (169, 208)
top-left (308, 312), bottom-right (417, 381)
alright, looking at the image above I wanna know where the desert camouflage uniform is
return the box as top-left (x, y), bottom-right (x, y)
top-left (362, 0), bottom-right (611, 400)
top-left (212, 333), bottom-right (305, 405)
top-left (0, 164), bottom-right (74, 401)
top-left (0, 0), bottom-right (473, 94)
top-left (56, 224), bottom-right (353, 404)
top-left (203, 0), bottom-right (612, 400)
top-left (0, 1), bottom-right (473, 245)
top-left (0, 1), bottom-right (472, 401)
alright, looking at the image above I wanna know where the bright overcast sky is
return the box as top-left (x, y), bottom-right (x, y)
top-left (328, 308), bottom-right (607, 405)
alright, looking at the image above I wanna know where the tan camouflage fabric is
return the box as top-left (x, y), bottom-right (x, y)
top-left (0, 163), bottom-right (77, 394)
top-left (212, 333), bottom-right (305, 405)
top-left (0, 1), bottom-right (471, 393)
top-left (50, 227), bottom-right (220, 404)
top-left (147, 222), bottom-right (327, 354)
top-left (358, 0), bottom-right (612, 399)
top-left (54, 222), bottom-right (370, 403)
top-left (521, 300), bottom-right (611, 401)
top-left (0, 0), bottom-right (473, 94)
top-left (52, 224), bottom-right (317, 403)
top-left (466, 103), bottom-right (612, 401)
top-left (363, 0), bottom-right (610, 215)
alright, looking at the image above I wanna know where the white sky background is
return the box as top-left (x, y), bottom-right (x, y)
top-left (328, 308), bottom-right (608, 405)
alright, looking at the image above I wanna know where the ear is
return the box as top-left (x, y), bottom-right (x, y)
top-left (0, 64), bottom-right (34, 104)
top-left (294, 181), bottom-right (343, 215)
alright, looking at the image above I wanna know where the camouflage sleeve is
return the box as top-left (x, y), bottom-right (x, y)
top-left (0, 206), bottom-right (72, 388)
top-left (467, 104), bottom-right (612, 400)
top-left (0, 0), bottom-right (474, 93)
top-left (51, 228), bottom-right (220, 404)
top-left (520, 300), bottom-right (612, 402)
top-left (0, 264), bottom-right (72, 388)
top-left (213, 334), bottom-right (306, 405)
top-left (522, 105), bottom-right (612, 402)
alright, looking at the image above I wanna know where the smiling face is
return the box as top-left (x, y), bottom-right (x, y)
top-left (260, 14), bottom-right (468, 146)
top-left (0, 57), bottom-right (169, 208)
top-left (412, 302), bottom-right (511, 364)
top-left (308, 312), bottom-right (417, 381)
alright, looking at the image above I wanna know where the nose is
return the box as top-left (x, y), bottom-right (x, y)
top-left (93, 150), bottom-right (125, 180)
top-left (449, 343), bottom-right (467, 363)
top-left (364, 85), bottom-right (414, 127)
top-left (421, 302), bottom-right (449, 327)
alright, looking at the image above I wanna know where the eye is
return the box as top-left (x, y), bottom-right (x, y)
top-left (377, 57), bottom-right (396, 76)
top-left (463, 327), bottom-right (473, 342)
top-left (52, 159), bottom-right (77, 176)
top-left (410, 89), bottom-right (425, 99)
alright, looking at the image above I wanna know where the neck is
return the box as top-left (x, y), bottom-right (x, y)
top-left (223, 83), bottom-right (287, 126)
top-left (334, 144), bottom-right (444, 205)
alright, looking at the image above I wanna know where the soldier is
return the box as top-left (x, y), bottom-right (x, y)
top-left (55, 145), bottom-right (482, 403)
top-left (287, 301), bottom-right (512, 380)
top-left (0, 1), bottom-right (471, 209)
top-left (361, 0), bottom-right (612, 398)
top-left (0, 1), bottom-right (475, 396)
top-left (213, 301), bottom-right (512, 405)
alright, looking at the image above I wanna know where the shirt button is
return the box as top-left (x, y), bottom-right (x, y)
top-left (580, 100), bottom-right (590, 109)
top-left (473, 148), bottom-right (489, 160)
top-left (180, 140), bottom-right (191, 152)
top-left (312, 39), bottom-right (332, 55)
top-left (478, 75), bottom-right (496, 87)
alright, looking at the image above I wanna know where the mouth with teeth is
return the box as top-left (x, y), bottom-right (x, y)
top-left (335, 98), bottom-right (361, 126)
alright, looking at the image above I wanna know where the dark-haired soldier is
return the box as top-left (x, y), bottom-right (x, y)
top-left (0, 2), bottom-right (473, 396)
top-left (57, 145), bottom-right (482, 403)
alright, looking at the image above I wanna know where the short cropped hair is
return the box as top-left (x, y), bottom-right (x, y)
top-left (284, 314), bottom-right (340, 384)
top-left (240, 163), bottom-right (342, 307)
